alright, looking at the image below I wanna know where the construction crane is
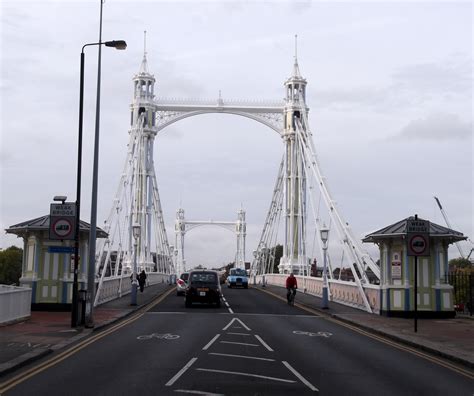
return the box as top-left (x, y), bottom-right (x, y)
top-left (434, 196), bottom-right (471, 259)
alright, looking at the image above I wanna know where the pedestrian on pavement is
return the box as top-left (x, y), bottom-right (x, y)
top-left (286, 273), bottom-right (298, 304)
top-left (138, 270), bottom-right (147, 292)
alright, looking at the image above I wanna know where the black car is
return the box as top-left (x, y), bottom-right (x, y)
top-left (185, 270), bottom-right (221, 308)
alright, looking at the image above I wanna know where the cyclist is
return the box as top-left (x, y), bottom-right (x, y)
top-left (286, 273), bottom-right (298, 305)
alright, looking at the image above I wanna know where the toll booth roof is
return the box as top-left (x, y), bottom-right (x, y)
top-left (362, 216), bottom-right (466, 244)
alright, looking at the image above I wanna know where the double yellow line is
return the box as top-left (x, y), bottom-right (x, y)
top-left (257, 287), bottom-right (474, 380)
top-left (0, 287), bottom-right (174, 394)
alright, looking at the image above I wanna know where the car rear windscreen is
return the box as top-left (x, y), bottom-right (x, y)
top-left (191, 273), bottom-right (217, 283)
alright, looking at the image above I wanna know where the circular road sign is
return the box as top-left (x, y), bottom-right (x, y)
top-left (409, 234), bottom-right (428, 255)
top-left (52, 218), bottom-right (73, 238)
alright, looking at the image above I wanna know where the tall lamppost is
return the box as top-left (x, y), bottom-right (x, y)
top-left (131, 223), bottom-right (141, 306)
top-left (72, 39), bottom-right (127, 328)
top-left (320, 224), bottom-right (330, 309)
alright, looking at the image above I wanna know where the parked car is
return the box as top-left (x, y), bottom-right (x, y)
top-left (226, 268), bottom-right (248, 289)
top-left (176, 272), bottom-right (189, 296)
top-left (185, 270), bottom-right (221, 307)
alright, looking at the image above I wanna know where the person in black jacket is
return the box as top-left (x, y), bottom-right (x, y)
top-left (138, 270), bottom-right (147, 292)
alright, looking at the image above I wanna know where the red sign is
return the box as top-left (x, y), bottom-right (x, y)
top-left (408, 234), bottom-right (429, 256)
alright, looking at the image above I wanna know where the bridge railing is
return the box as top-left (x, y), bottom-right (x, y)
top-left (0, 284), bottom-right (32, 324)
top-left (256, 274), bottom-right (380, 314)
top-left (94, 272), bottom-right (171, 306)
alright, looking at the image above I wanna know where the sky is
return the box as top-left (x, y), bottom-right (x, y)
top-left (0, 0), bottom-right (472, 268)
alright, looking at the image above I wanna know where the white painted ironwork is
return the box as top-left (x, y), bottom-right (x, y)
top-left (92, 37), bottom-right (381, 312)
top-left (174, 208), bottom-right (246, 275)
top-left (94, 48), bottom-right (173, 306)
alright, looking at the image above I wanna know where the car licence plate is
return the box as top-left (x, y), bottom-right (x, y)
top-left (199, 291), bottom-right (206, 296)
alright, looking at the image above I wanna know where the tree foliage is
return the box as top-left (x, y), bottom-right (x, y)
top-left (0, 246), bottom-right (23, 285)
top-left (449, 257), bottom-right (473, 272)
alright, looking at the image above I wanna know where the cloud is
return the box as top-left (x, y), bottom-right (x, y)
top-left (391, 57), bottom-right (472, 97)
top-left (310, 55), bottom-right (472, 112)
top-left (391, 113), bottom-right (472, 141)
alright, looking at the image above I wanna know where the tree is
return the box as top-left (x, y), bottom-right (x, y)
top-left (0, 246), bottom-right (23, 285)
top-left (449, 257), bottom-right (473, 272)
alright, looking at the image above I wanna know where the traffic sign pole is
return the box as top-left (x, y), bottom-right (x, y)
top-left (406, 214), bottom-right (430, 333)
top-left (414, 255), bottom-right (418, 333)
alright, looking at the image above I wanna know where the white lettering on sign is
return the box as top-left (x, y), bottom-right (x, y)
top-left (50, 204), bottom-right (76, 217)
top-left (407, 220), bottom-right (429, 233)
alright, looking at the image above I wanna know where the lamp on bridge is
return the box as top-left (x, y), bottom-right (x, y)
top-left (73, 35), bottom-right (127, 328)
top-left (131, 222), bottom-right (141, 306)
top-left (320, 224), bottom-right (330, 309)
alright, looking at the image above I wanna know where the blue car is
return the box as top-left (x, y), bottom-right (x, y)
top-left (226, 268), bottom-right (248, 289)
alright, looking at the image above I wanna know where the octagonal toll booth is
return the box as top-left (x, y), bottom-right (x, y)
top-left (363, 216), bottom-right (466, 318)
top-left (6, 215), bottom-right (107, 311)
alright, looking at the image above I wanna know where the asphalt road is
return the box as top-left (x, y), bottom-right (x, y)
top-left (4, 286), bottom-right (473, 395)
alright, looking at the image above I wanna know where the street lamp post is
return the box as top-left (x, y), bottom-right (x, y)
top-left (320, 224), bottom-right (330, 309)
top-left (70, 36), bottom-right (126, 328)
top-left (131, 223), bottom-right (141, 306)
top-left (71, 39), bottom-right (127, 328)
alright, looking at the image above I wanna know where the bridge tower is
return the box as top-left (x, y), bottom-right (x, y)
top-left (129, 36), bottom-right (159, 272)
top-left (278, 40), bottom-right (308, 276)
top-left (94, 34), bottom-right (172, 306)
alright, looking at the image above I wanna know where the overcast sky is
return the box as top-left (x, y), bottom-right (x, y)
top-left (1, 0), bottom-right (472, 268)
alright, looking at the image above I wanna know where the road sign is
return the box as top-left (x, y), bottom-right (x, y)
top-left (49, 202), bottom-right (76, 241)
top-left (48, 246), bottom-right (75, 254)
top-left (407, 218), bottom-right (430, 256)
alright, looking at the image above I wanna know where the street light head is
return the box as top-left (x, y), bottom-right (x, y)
top-left (53, 195), bottom-right (67, 203)
top-left (320, 224), bottom-right (329, 244)
top-left (104, 40), bottom-right (127, 50)
top-left (132, 222), bottom-right (141, 240)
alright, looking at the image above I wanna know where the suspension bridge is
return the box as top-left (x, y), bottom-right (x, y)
top-left (92, 39), bottom-right (381, 313)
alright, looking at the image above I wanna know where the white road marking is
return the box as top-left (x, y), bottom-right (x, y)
top-left (202, 334), bottom-right (221, 350)
top-left (254, 335), bottom-right (274, 352)
top-left (282, 360), bottom-right (319, 392)
top-left (196, 368), bottom-right (296, 383)
top-left (216, 312), bottom-right (319, 318)
top-left (227, 307), bottom-right (234, 314)
top-left (219, 341), bottom-right (259, 347)
top-left (222, 317), bottom-right (251, 331)
top-left (165, 357), bottom-right (198, 387)
top-left (227, 332), bottom-right (250, 336)
top-left (174, 390), bottom-right (224, 396)
top-left (209, 352), bottom-right (275, 362)
top-left (224, 302), bottom-right (230, 307)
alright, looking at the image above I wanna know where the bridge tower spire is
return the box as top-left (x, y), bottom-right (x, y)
top-left (279, 34), bottom-right (309, 275)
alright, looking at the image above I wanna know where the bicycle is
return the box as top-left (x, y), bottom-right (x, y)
top-left (287, 287), bottom-right (297, 306)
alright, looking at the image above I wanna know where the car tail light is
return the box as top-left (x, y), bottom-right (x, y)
top-left (177, 279), bottom-right (184, 286)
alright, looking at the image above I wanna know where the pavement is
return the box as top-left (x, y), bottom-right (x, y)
top-left (0, 282), bottom-right (472, 380)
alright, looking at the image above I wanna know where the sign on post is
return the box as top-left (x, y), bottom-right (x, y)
top-left (407, 219), bottom-right (430, 256)
top-left (49, 203), bottom-right (76, 241)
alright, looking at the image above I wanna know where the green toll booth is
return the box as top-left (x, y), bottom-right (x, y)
top-left (363, 216), bottom-right (466, 318)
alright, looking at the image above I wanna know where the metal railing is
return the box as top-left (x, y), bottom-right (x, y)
top-left (448, 271), bottom-right (473, 316)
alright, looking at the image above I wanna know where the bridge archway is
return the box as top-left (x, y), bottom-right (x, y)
top-left (173, 208), bottom-right (246, 275)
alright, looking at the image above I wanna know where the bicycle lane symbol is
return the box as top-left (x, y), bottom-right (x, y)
top-left (137, 333), bottom-right (180, 341)
top-left (293, 330), bottom-right (332, 338)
